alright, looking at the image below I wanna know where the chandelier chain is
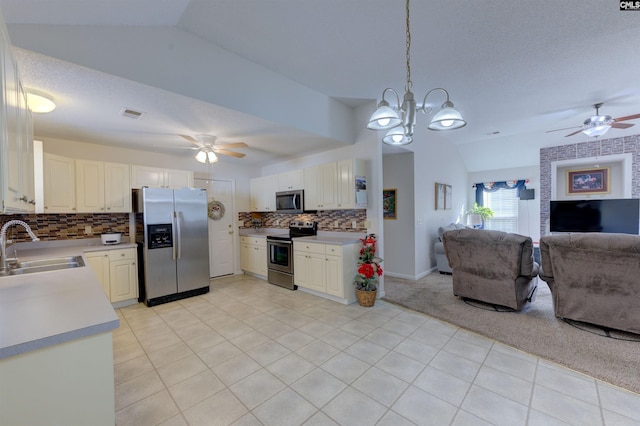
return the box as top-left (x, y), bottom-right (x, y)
top-left (405, 0), bottom-right (412, 92)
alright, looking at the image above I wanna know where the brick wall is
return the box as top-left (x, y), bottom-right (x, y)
top-left (539, 134), bottom-right (640, 236)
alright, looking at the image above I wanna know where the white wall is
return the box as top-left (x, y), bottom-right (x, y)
top-left (382, 152), bottom-right (415, 278)
top-left (468, 165), bottom-right (541, 242)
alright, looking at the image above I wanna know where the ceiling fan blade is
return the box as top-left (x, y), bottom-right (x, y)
top-left (611, 122), bottom-right (635, 129)
top-left (216, 142), bottom-right (248, 149)
top-left (613, 113), bottom-right (640, 122)
top-left (545, 125), bottom-right (581, 134)
top-left (214, 149), bottom-right (246, 158)
top-left (178, 134), bottom-right (198, 143)
top-left (565, 129), bottom-right (583, 137)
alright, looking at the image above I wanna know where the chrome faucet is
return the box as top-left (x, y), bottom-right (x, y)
top-left (0, 220), bottom-right (39, 270)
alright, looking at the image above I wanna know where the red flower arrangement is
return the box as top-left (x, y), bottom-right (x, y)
top-left (354, 234), bottom-right (383, 291)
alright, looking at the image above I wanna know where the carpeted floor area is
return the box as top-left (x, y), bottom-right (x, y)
top-left (382, 273), bottom-right (640, 394)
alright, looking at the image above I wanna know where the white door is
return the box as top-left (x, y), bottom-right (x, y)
top-left (195, 178), bottom-right (235, 277)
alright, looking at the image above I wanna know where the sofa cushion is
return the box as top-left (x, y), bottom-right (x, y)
top-left (437, 223), bottom-right (467, 240)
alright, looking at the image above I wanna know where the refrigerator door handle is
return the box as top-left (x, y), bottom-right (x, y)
top-left (171, 211), bottom-right (178, 260)
top-left (175, 211), bottom-right (182, 259)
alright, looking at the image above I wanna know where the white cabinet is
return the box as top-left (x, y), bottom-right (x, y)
top-left (304, 160), bottom-right (367, 210)
top-left (86, 248), bottom-right (138, 304)
top-left (249, 175), bottom-right (277, 212)
top-left (277, 170), bottom-right (303, 191)
top-left (240, 236), bottom-right (267, 276)
top-left (130, 165), bottom-right (193, 189)
top-left (43, 153), bottom-right (76, 213)
top-left (293, 240), bottom-right (359, 303)
top-left (1, 28), bottom-right (35, 213)
top-left (76, 160), bottom-right (131, 213)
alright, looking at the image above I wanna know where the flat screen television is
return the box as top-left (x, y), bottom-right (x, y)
top-left (550, 199), bottom-right (640, 234)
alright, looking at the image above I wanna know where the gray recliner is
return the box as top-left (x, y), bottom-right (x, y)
top-left (434, 223), bottom-right (467, 274)
top-left (443, 228), bottom-right (539, 311)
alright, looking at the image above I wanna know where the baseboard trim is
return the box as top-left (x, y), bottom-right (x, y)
top-left (385, 267), bottom-right (437, 281)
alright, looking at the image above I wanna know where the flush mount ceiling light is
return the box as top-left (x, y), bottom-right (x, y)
top-left (367, 0), bottom-right (466, 146)
top-left (26, 89), bottom-right (56, 113)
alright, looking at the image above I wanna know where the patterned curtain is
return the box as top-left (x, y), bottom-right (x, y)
top-left (474, 180), bottom-right (528, 206)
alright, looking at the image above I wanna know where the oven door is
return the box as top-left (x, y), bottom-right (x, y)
top-left (267, 239), bottom-right (293, 274)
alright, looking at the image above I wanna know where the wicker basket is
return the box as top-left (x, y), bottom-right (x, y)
top-left (356, 289), bottom-right (377, 307)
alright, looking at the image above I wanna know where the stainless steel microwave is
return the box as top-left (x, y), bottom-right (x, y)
top-left (275, 190), bottom-right (304, 213)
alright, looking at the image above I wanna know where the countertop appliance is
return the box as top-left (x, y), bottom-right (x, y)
top-left (267, 221), bottom-right (317, 290)
top-left (275, 190), bottom-right (304, 214)
top-left (133, 187), bottom-right (210, 306)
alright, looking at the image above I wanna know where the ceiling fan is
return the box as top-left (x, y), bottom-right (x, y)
top-left (175, 134), bottom-right (248, 163)
top-left (546, 103), bottom-right (640, 138)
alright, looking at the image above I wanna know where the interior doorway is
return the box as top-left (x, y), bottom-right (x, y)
top-left (194, 178), bottom-right (236, 278)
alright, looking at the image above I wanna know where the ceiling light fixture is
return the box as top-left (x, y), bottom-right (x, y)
top-left (195, 147), bottom-right (218, 164)
top-left (26, 90), bottom-right (56, 113)
top-left (367, 0), bottom-right (466, 146)
top-left (581, 104), bottom-right (613, 138)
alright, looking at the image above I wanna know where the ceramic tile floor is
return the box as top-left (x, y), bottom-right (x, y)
top-left (113, 275), bottom-right (640, 426)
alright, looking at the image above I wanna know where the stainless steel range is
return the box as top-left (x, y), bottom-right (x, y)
top-left (267, 221), bottom-right (317, 290)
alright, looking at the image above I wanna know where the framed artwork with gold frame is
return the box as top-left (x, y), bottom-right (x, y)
top-left (566, 167), bottom-right (610, 195)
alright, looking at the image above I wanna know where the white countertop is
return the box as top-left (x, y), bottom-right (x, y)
top-left (0, 240), bottom-right (128, 359)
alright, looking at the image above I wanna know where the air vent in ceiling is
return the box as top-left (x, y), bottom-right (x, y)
top-left (120, 108), bottom-right (145, 119)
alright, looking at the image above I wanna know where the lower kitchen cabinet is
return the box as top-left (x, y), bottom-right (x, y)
top-left (293, 241), bottom-right (359, 304)
top-left (86, 247), bottom-right (138, 305)
top-left (240, 236), bottom-right (267, 277)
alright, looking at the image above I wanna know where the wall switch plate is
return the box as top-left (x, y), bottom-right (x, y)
top-left (364, 220), bottom-right (371, 228)
top-left (84, 225), bottom-right (93, 235)
top-left (351, 220), bottom-right (357, 229)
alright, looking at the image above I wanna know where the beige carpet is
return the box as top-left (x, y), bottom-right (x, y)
top-left (383, 273), bottom-right (640, 394)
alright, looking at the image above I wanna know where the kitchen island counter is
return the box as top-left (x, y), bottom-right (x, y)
top-left (0, 240), bottom-right (125, 359)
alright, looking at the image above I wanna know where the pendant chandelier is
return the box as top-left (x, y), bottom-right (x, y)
top-left (367, 0), bottom-right (466, 146)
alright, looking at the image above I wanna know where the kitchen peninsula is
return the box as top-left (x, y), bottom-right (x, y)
top-left (0, 240), bottom-right (124, 426)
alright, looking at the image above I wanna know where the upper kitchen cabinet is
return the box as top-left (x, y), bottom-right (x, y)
top-left (277, 169), bottom-right (303, 191)
top-left (43, 153), bottom-right (76, 213)
top-left (250, 175), bottom-right (277, 212)
top-left (131, 165), bottom-right (193, 189)
top-left (0, 22), bottom-right (35, 214)
top-left (76, 160), bottom-right (131, 213)
top-left (304, 159), bottom-right (367, 210)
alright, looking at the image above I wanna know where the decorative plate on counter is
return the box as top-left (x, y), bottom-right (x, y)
top-left (208, 200), bottom-right (225, 220)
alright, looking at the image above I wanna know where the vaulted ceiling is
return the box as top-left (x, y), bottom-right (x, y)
top-left (1, 0), bottom-right (640, 171)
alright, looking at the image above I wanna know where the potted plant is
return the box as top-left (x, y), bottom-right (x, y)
top-left (466, 203), bottom-right (494, 228)
top-left (354, 234), bottom-right (383, 307)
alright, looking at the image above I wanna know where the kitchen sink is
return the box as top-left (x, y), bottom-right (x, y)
top-left (0, 256), bottom-right (85, 276)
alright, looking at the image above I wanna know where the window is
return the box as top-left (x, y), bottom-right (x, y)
top-left (483, 189), bottom-right (518, 233)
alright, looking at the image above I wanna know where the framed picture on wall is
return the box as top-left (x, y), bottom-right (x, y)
top-left (566, 167), bottom-right (610, 195)
top-left (383, 189), bottom-right (397, 219)
top-left (435, 183), bottom-right (445, 210)
top-left (444, 184), bottom-right (453, 210)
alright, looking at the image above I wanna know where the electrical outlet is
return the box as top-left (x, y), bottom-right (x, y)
top-left (334, 220), bottom-right (339, 228)
top-left (275, 220), bottom-right (280, 226)
top-left (364, 220), bottom-right (371, 228)
top-left (351, 220), bottom-right (357, 229)
top-left (84, 225), bottom-right (93, 235)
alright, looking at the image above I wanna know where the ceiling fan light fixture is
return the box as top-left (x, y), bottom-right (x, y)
top-left (195, 148), bottom-right (219, 164)
top-left (582, 115), bottom-right (613, 137)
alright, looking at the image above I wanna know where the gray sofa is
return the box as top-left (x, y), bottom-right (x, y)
top-left (434, 223), bottom-right (467, 273)
top-left (539, 233), bottom-right (640, 334)
top-left (443, 228), bottom-right (539, 310)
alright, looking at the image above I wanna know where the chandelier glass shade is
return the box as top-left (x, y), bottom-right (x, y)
top-left (195, 148), bottom-right (218, 164)
top-left (367, 0), bottom-right (466, 145)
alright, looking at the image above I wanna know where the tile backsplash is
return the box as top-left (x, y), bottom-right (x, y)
top-left (0, 213), bottom-right (130, 242)
top-left (238, 210), bottom-right (367, 232)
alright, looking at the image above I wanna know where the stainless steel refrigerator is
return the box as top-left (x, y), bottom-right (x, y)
top-left (134, 187), bottom-right (210, 306)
